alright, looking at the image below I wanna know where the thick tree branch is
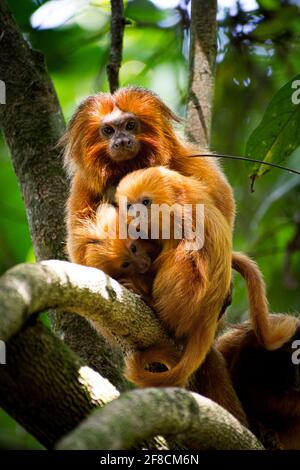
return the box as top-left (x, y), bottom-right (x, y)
top-left (185, 0), bottom-right (217, 147)
top-left (0, 259), bottom-right (248, 427)
top-left (0, 261), bottom-right (177, 449)
top-left (57, 388), bottom-right (263, 450)
top-left (107, 0), bottom-right (125, 92)
top-left (0, 321), bottom-right (119, 449)
top-left (0, 260), bottom-right (249, 449)
top-left (0, 260), bottom-right (173, 351)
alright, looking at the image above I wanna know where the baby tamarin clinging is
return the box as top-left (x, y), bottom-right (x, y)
top-left (217, 314), bottom-right (300, 449)
top-left (72, 203), bottom-right (160, 302)
top-left (115, 166), bottom-right (232, 387)
top-left (114, 167), bottom-right (296, 387)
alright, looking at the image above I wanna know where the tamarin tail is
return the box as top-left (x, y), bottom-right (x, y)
top-left (124, 316), bottom-right (217, 387)
top-left (232, 251), bottom-right (296, 350)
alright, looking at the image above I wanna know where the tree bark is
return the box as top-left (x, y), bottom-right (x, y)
top-left (0, 260), bottom-right (173, 352)
top-left (0, 259), bottom-right (249, 449)
top-left (0, 0), bottom-right (124, 386)
top-left (107, 0), bottom-right (125, 92)
top-left (0, 257), bottom-right (250, 424)
top-left (185, 0), bottom-right (217, 147)
top-left (57, 388), bottom-right (263, 450)
top-left (0, 321), bottom-right (119, 449)
top-left (0, 0), bottom-right (66, 262)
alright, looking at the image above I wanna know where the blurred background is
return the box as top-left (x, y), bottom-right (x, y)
top-left (0, 0), bottom-right (300, 448)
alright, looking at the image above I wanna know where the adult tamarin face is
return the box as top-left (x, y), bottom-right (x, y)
top-left (62, 87), bottom-right (181, 184)
top-left (100, 108), bottom-right (141, 162)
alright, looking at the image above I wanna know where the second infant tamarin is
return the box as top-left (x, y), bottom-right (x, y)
top-left (72, 203), bottom-right (160, 302)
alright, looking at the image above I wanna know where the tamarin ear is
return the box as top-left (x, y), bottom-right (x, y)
top-left (152, 93), bottom-right (182, 124)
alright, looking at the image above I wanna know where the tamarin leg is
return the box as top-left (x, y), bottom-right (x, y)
top-left (191, 346), bottom-right (248, 428)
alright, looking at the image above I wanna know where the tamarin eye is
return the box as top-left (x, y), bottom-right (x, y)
top-left (127, 203), bottom-right (132, 210)
top-left (102, 126), bottom-right (115, 136)
top-left (142, 198), bottom-right (151, 206)
top-left (126, 120), bottom-right (136, 131)
top-left (121, 261), bottom-right (130, 268)
top-left (131, 244), bottom-right (137, 254)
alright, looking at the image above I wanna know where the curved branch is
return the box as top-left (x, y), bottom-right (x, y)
top-left (0, 259), bottom-right (249, 428)
top-left (57, 388), bottom-right (264, 450)
top-left (0, 321), bottom-right (119, 449)
top-left (0, 260), bottom-right (173, 351)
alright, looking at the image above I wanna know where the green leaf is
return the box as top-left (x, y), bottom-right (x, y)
top-left (245, 74), bottom-right (300, 188)
top-left (257, 0), bottom-right (280, 11)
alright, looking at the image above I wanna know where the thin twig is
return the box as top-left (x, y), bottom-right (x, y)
top-left (107, 0), bottom-right (125, 93)
top-left (189, 153), bottom-right (300, 177)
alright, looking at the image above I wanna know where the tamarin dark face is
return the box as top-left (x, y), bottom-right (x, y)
top-left (117, 240), bottom-right (155, 275)
top-left (62, 87), bottom-right (180, 185)
top-left (85, 236), bottom-right (161, 279)
top-left (100, 109), bottom-right (141, 162)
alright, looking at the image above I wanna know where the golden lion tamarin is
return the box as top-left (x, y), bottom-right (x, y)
top-left (217, 314), bottom-right (300, 449)
top-left (114, 167), bottom-right (297, 387)
top-left (71, 203), bottom-right (160, 301)
top-left (62, 87), bottom-right (289, 385)
top-left (63, 86), bottom-right (235, 266)
top-left (115, 166), bottom-right (233, 386)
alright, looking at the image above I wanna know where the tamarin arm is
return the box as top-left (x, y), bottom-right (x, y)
top-left (67, 175), bottom-right (99, 223)
top-left (118, 277), bottom-right (152, 304)
top-left (66, 174), bottom-right (103, 264)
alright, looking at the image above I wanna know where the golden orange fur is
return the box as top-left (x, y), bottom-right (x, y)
top-left (63, 87), bottom-right (289, 391)
top-left (71, 203), bottom-right (160, 301)
top-left (115, 166), bottom-right (233, 387)
top-left (232, 252), bottom-right (296, 350)
top-left (63, 87), bottom-right (235, 265)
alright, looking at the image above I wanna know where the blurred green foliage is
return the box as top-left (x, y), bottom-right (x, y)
top-left (246, 73), bottom-right (300, 183)
top-left (0, 0), bottom-right (300, 449)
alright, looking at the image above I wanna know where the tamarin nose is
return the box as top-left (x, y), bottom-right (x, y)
top-left (138, 258), bottom-right (151, 274)
top-left (113, 137), bottom-right (133, 149)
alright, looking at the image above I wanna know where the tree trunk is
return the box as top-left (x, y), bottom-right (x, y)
top-left (0, 0), bottom-right (124, 389)
top-left (185, 0), bottom-right (217, 147)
